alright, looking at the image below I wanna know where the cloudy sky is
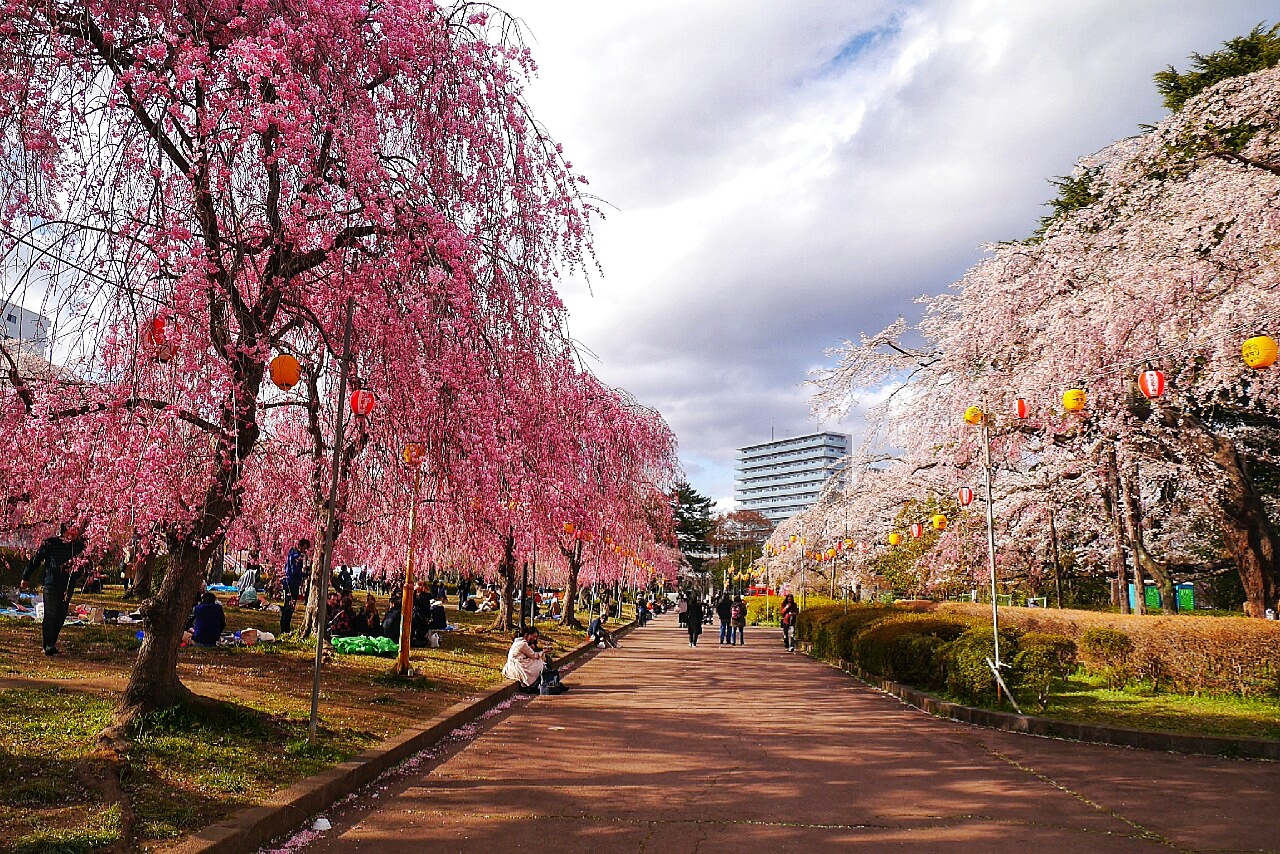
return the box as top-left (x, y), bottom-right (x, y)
top-left (499, 0), bottom-right (1275, 508)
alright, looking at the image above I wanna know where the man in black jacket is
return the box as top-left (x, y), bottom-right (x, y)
top-left (20, 521), bottom-right (87, 655)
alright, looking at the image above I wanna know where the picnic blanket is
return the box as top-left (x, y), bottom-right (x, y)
top-left (331, 635), bottom-right (400, 656)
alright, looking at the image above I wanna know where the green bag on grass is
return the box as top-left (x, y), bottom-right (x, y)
top-left (331, 635), bottom-right (400, 656)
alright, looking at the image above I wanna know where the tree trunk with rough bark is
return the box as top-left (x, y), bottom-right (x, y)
top-left (111, 539), bottom-right (211, 733)
top-left (1156, 408), bottom-right (1280, 617)
top-left (1099, 442), bottom-right (1134, 614)
top-left (1048, 508), bottom-right (1064, 609)
top-left (491, 531), bottom-right (516, 632)
top-left (560, 540), bottom-right (585, 631)
top-left (1118, 463), bottom-right (1177, 613)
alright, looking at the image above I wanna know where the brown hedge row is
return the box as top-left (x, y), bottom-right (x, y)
top-left (939, 604), bottom-right (1280, 697)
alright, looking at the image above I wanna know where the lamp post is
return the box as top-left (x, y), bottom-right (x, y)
top-left (979, 415), bottom-right (1001, 668)
top-left (966, 405), bottom-right (1019, 712)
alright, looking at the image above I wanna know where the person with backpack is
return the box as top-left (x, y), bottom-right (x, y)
top-left (780, 593), bottom-right (799, 652)
top-left (730, 595), bottom-right (747, 645)
top-left (716, 592), bottom-right (733, 644)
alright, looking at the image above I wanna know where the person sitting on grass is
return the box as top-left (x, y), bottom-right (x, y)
top-left (235, 563), bottom-right (262, 609)
top-left (588, 611), bottom-right (620, 648)
top-left (502, 625), bottom-right (546, 694)
top-left (382, 598), bottom-right (403, 640)
top-left (328, 592), bottom-right (357, 638)
top-left (353, 593), bottom-right (379, 636)
top-left (186, 591), bottom-right (225, 648)
top-left (428, 598), bottom-right (448, 631)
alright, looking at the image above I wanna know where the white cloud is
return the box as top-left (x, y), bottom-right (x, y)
top-left (499, 0), bottom-right (1277, 503)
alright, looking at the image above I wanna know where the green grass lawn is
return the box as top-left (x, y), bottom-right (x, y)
top-left (0, 586), bottom-right (595, 851)
top-left (1038, 674), bottom-right (1280, 741)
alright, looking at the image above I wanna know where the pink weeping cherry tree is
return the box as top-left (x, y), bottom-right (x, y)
top-left (0, 0), bottom-right (597, 728)
top-left (812, 66), bottom-right (1280, 616)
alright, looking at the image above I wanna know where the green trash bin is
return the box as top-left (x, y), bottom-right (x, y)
top-left (1176, 583), bottom-right (1195, 612)
top-left (1144, 584), bottom-right (1161, 610)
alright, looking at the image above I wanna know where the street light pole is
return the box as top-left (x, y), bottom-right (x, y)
top-left (981, 416), bottom-right (1001, 668)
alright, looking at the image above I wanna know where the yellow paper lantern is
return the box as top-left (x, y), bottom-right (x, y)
top-left (402, 442), bottom-right (426, 466)
top-left (1243, 335), bottom-right (1279, 369)
top-left (963, 405), bottom-right (985, 425)
top-left (269, 354), bottom-right (302, 391)
top-left (931, 514), bottom-right (948, 531)
top-left (888, 532), bottom-right (903, 546)
top-left (1062, 388), bottom-right (1087, 412)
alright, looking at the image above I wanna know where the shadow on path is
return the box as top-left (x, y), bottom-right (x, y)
top-left (303, 615), bottom-right (1280, 853)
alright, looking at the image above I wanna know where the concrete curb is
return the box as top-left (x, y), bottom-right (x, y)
top-left (167, 619), bottom-right (638, 854)
top-left (800, 643), bottom-right (1280, 761)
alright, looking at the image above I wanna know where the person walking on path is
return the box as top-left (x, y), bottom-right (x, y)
top-left (21, 521), bottom-right (87, 655)
top-left (780, 593), bottom-right (799, 652)
top-left (676, 594), bottom-right (688, 628)
top-left (716, 592), bottom-right (733, 644)
top-left (730, 595), bottom-right (747, 645)
top-left (685, 592), bottom-right (704, 647)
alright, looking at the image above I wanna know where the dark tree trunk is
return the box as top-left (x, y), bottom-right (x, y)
top-left (1156, 408), bottom-right (1280, 617)
top-left (122, 552), bottom-right (154, 602)
top-left (112, 539), bottom-right (210, 731)
top-left (561, 540), bottom-right (584, 630)
top-left (1048, 508), bottom-right (1063, 609)
top-left (491, 531), bottom-right (516, 632)
top-left (302, 512), bottom-right (331, 638)
top-left (1099, 442), bottom-right (1133, 614)
top-left (1119, 463), bottom-right (1177, 613)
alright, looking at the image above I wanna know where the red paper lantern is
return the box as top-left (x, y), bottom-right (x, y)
top-left (910, 522), bottom-right (924, 538)
top-left (402, 443), bottom-right (426, 466)
top-left (349, 389), bottom-right (375, 416)
top-left (958, 487), bottom-right (974, 506)
top-left (563, 522), bottom-right (575, 535)
top-left (142, 315), bottom-right (177, 362)
top-left (1015, 398), bottom-right (1030, 419)
top-left (1137, 369), bottom-right (1165, 399)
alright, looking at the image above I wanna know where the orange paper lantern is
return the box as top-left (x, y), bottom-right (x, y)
top-left (269, 354), bottom-right (302, 391)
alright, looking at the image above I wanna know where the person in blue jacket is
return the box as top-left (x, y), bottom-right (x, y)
top-left (189, 592), bottom-right (225, 647)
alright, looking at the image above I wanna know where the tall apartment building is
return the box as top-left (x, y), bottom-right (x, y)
top-left (0, 301), bottom-right (50, 359)
top-left (734, 432), bottom-right (850, 526)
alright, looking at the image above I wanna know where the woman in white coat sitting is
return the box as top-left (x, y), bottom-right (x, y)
top-left (502, 626), bottom-right (546, 693)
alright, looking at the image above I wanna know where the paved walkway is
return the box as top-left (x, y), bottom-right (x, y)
top-left (308, 615), bottom-right (1280, 852)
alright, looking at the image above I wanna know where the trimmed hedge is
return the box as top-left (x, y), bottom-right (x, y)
top-left (796, 604), bottom-right (1077, 710)
top-left (941, 603), bottom-right (1280, 697)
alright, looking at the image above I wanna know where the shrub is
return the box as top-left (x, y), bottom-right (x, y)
top-left (854, 615), bottom-right (970, 687)
top-left (938, 603), bottom-right (1280, 698)
top-left (1013, 632), bottom-right (1077, 711)
top-left (942, 626), bottom-right (1021, 703)
top-left (1079, 627), bottom-right (1134, 689)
